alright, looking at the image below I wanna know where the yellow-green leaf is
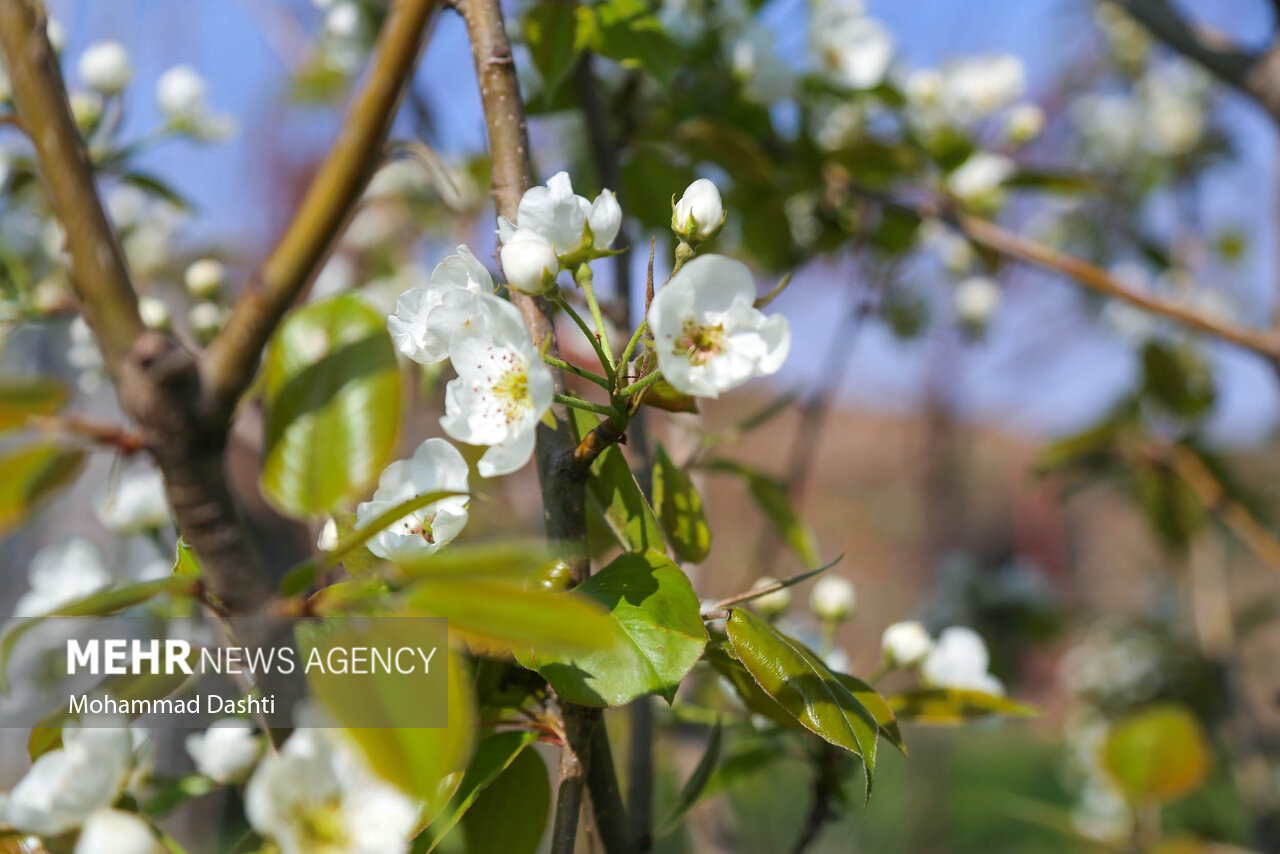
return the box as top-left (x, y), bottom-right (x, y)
top-left (887, 687), bottom-right (1037, 725)
top-left (1101, 704), bottom-right (1209, 805)
top-left (652, 443), bottom-right (710, 563)
top-left (0, 377), bottom-right (69, 431)
top-left (0, 442), bottom-right (85, 537)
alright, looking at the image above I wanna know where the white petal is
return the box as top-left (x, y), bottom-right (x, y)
top-left (588, 189), bottom-right (622, 248)
top-left (477, 426), bottom-right (537, 477)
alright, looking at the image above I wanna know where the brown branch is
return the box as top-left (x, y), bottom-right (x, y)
top-left (203, 0), bottom-right (441, 419)
top-left (857, 188), bottom-right (1280, 361)
top-left (455, 2), bottom-right (630, 852)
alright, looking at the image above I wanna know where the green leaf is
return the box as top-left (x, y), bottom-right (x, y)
top-left (1141, 340), bottom-right (1215, 420)
top-left (0, 442), bottom-right (86, 537)
top-left (457, 742), bottom-right (549, 854)
top-left (403, 577), bottom-right (615, 655)
top-left (652, 443), bottom-right (710, 563)
top-left (585, 0), bottom-right (682, 87)
top-left (705, 460), bottom-right (818, 566)
top-left (120, 171), bottom-right (193, 212)
top-left (887, 687), bottom-right (1037, 725)
top-left (657, 719), bottom-right (723, 837)
top-left (724, 609), bottom-right (878, 795)
top-left (1003, 170), bottom-right (1097, 194)
top-left (1, 576), bottom-right (196, 692)
top-left (172, 539), bottom-right (201, 578)
top-left (833, 674), bottom-right (905, 755)
top-left (1101, 704), bottom-right (1209, 805)
top-left (393, 541), bottom-right (564, 581)
top-left (572, 410), bottom-right (665, 554)
top-left (519, 550), bottom-right (708, 706)
top-left (1134, 462), bottom-right (1205, 550)
top-left (331, 647), bottom-right (476, 816)
top-left (0, 377), bottom-right (69, 431)
top-left (423, 730), bottom-right (538, 851)
top-left (524, 1), bottom-right (582, 101)
top-left (261, 293), bottom-right (401, 518)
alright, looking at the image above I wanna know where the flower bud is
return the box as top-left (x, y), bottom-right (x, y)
top-left (76, 809), bottom-right (164, 854)
top-left (954, 276), bottom-right (1000, 327)
top-left (317, 517), bottom-right (339, 552)
top-left (810, 575), bottom-right (855, 623)
top-left (187, 301), bottom-right (225, 344)
top-left (184, 258), bottom-right (225, 298)
top-left (500, 228), bottom-right (559, 294)
top-left (79, 42), bottom-right (132, 94)
top-left (749, 576), bottom-right (791, 619)
top-left (69, 91), bottom-right (103, 129)
top-left (1005, 103), bottom-right (1045, 144)
top-left (881, 621), bottom-right (933, 668)
top-left (326, 2), bottom-right (361, 38)
top-left (156, 65), bottom-right (206, 122)
top-left (672, 178), bottom-right (725, 243)
top-left (46, 18), bottom-right (66, 54)
top-left (138, 296), bottom-right (170, 332)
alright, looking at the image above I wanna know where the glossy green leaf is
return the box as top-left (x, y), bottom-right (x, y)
top-left (887, 687), bottom-right (1037, 725)
top-left (332, 647), bottom-right (475, 816)
top-left (1, 576), bottom-right (196, 692)
top-left (572, 410), bottom-right (664, 554)
top-left (394, 540), bottom-right (564, 581)
top-left (404, 577), bottom-right (614, 655)
top-left (261, 293), bottom-right (401, 517)
top-left (520, 550), bottom-right (707, 706)
top-left (1102, 704), bottom-right (1209, 805)
top-left (657, 719), bottom-right (722, 837)
top-left (0, 442), bottom-right (85, 537)
top-left (834, 674), bottom-right (905, 755)
top-left (724, 609), bottom-right (877, 794)
top-left (586, 0), bottom-right (681, 87)
top-left (705, 460), bottom-right (818, 566)
top-left (423, 730), bottom-right (538, 852)
top-left (0, 377), bottom-right (69, 431)
top-left (524, 1), bottom-right (582, 100)
top-left (458, 742), bottom-right (549, 854)
top-left (652, 443), bottom-right (711, 563)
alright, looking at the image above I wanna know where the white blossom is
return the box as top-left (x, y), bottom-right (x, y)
top-left (920, 626), bottom-right (1004, 694)
top-left (356, 438), bottom-right (470, 560)
top-left (317, 517), bottom-right (340, 552)
top-left (75, 809), bottom-right (163, 854)
top-left (499, 228), bottom-right (560, 294)
top-left (325, 1), bottom-right (362, 38)
top-left (97, 467), bottom-right (172, 535)
top-left (749, 576), bottom-right (791, 619)
top-left (946, 152), bottom-right (1015, 206)
top-left (78, 42), bottom-right (132, 94)
top-left (184, 258), bottom-right (226, 298)
top-left (905, 68), bottom-right (942, 107)
top-left (954, 276), bottom-right (1001, 326)
top-left (939, 55), bottom-right (1025, 121)
top-left (388, 245), bottom-right (492, 365)
top-left (156, 65), bottom-right (206, 122)
top-left (673, 179), bottom-right (725, 242)
top-left (69, 91), bottom-right (103, 129)
top-left (810, 575), bottom-right (855, 622)
top-left (13, 538), bottom-right (112, 618)
top-left (0, 723), bottom-right (134, 836)
top-left (186, 719), bottom-right (263, 784)
top-left (245, 727), bottom-right (418, 854)
top-left (881, 621), bottom-right (934, 668)
top-left (647, 254), bottom-right (790, 398)
top-left (811, 1), bottom-right (893, 90)
top-left (187, 301), bottom-right (226, 343)
top-left (496, 172), bottom-right (621, 261)
top-left (440, 294), bottom-right (554, 477)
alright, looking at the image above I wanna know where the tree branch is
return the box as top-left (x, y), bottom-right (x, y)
top-left (455, 2), bottom-right (630, 852)
top-left (203, 0), bottom-right (440, 419)
top-left (1109, 0), bottom-right (1280, 123)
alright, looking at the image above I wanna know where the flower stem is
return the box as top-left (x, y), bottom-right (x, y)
top-left (554, 393), bottom-right (619, 418)
top-left (543, 353), bottom-right (612, 390)
top-left (618, 369), bottom-right (664, 397)
top-left (552, 292), bottom-right (616, 381)
top-left (576, 263), bottom-right (616, 372)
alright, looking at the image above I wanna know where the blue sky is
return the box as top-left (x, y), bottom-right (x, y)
top-left (44, 0), bottom-right (1280, 445)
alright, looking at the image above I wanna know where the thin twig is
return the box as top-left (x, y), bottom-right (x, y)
top-left (205, 0), bottom-right (441, 419)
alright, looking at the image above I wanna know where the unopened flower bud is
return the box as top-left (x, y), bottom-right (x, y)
top-left (1005, 103), bottom-right (1045, 144)
top-left (881, 621), bottom-right (933, 668)
top-left (317, 517), bottom-right (339, 552)
top-left (156, 65), bottom-right (206, 122)
top-left (672, 178), bottom-right (725, 243)
top-left (69, 91), bottom-right (103, 129)
top-left (138, 296), bottom-right (170, 331)
top-left (749, 576), bottom-right (791, 619)
top-left (810, 575), bottom-right (855, 623)
top-left (79, 42), bottom-right (132, 94)
top-left (954, 276), bottom-right (1000, 327)
top-left (184, 258), bottom-right (225, 298)
top-left (187, 301), bottom-right (225, 343)
top-left (500, 228), bottom-right (559, 294)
